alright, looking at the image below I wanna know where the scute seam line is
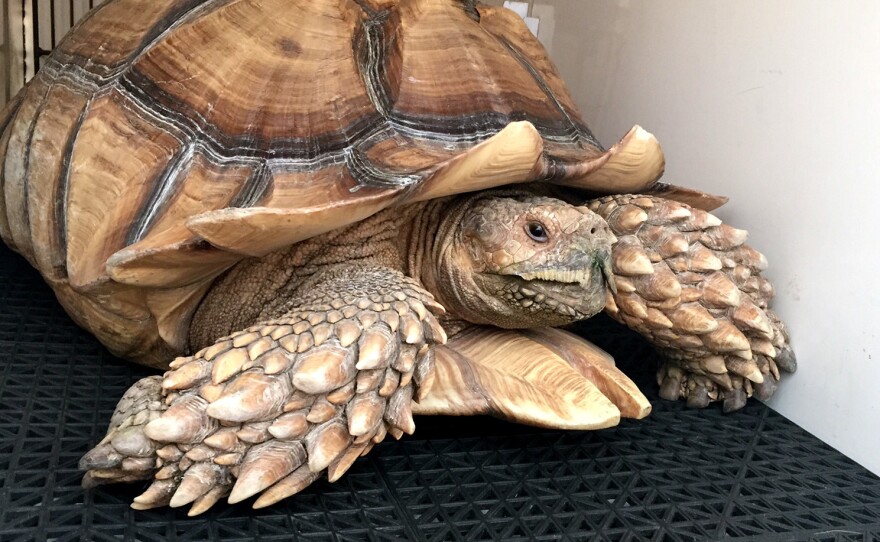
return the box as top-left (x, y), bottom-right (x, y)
top-left (125, 141), bottom-right (196, 245)
top-left (54, 91), bottom-right (93, 279)
top-left (494, 35), bottom-right (601, 150)
top-left (228, 161), bottom-right (271, 209)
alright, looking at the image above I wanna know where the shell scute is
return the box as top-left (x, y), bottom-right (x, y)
top-left (3, 75), bottom-right (55, 265)
top-left (130, 0), bottom-right (373, 152)
top-left (54, 0), bottom-right (210, 79)
top-left (25, 84), bottom-right (92, 280)
top-left (391, 1), bottom-right (566, 133)
top-left (66, 87), bottom-right (184, 289)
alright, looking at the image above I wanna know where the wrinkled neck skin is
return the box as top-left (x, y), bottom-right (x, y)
top-left (406, 196), bottom-right (504, 327)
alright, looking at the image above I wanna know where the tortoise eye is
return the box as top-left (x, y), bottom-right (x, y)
top-left (525, 222), bottom-right (549, 243)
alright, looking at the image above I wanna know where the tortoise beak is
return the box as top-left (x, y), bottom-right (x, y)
top-left (595, 251), bottom-right (617, 295)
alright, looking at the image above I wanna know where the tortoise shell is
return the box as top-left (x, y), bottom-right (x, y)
top-left (0, 0), bottom-right (666, 365)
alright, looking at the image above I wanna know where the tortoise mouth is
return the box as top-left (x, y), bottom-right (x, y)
top-left (505, 251), bottom-right (617, 295)
top-left (515, 268), bottom-right (596, 284)
top-left (480, 265), bottom-right (612, 323)
top-left (517, 270), bottom-right (608, 317)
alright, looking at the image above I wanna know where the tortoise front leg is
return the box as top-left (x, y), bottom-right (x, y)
top-left (80, 266), bottom-right (445, 514)
top-left (589, 195), bottom-right (796, 412)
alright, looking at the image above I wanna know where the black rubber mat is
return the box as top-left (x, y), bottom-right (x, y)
top-left (1, 243), bottom-right (880, 542)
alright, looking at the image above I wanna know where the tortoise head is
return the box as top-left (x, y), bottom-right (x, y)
top-left (432, 194), bottom-right (617, 328)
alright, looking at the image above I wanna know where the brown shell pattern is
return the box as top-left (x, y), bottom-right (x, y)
top-left (0, 0), bottom-right (661, 364)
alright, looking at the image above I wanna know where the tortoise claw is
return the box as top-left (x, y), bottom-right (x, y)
top-left (686, 385), bottom-right (711, 409)
top-left (722, 388), bottom-right (748, 413)
top-left (753, 376), bottom-right (780, 402)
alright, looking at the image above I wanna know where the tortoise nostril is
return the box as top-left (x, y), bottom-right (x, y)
top-left (590, 227), bottom-right (597, 234)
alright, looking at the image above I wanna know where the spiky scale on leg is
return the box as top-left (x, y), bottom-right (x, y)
top-left (591, 195), bottom-right (795, 411)
top-left (228, 440), bottom-right (306, 504)
top-left (252, 465), bottom-right (320, 509)
top-left (80, 266), bottom-right (445, 514)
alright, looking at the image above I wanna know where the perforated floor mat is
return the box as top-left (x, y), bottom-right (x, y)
top-left (1, 244), bottom-right (879, 541)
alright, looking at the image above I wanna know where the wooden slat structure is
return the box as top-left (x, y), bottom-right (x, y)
top-left (2, 0), bottom-right (108, 105)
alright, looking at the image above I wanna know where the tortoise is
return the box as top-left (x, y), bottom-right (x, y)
top-left (0, 0), bottom-right (794, 514)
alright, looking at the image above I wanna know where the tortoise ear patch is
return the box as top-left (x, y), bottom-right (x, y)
top-left (412, 326), bottom-right (650, 429)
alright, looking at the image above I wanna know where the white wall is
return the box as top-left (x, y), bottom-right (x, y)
top-left (530, 0), bottom-right (880, 473)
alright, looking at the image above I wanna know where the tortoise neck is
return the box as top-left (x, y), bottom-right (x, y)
top-left (190, 205), bottom-right (418, 351)
top-left (401, 199), bottom-right (445, 284)
top-left (403, 195), bottom-right (484, 324)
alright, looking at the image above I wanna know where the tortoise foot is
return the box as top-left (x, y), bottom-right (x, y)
top-left (80, 376), bottom-right (165, 488)
top-left (657, 352), bottom-right (791, 413)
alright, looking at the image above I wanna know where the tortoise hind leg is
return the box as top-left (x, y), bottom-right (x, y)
top-left (80, 266), bottom-right (446, 514)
